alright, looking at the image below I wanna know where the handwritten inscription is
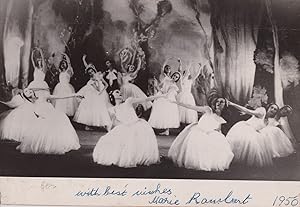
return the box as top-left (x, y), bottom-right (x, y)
top-left (74, 184), bottom-right (256, 206)
top-left (186, 191), bottom-right (252, 205)
top-left (272, 195), bottom-right (299, 207)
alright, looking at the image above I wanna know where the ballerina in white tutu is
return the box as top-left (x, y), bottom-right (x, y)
top-left (168, 96), bottom-right (234, 171)
top-left (93, 89), bottom-right (164, 168)
top-left (148, 70), bottom-right (181, 136)
top-left (27, 47), bottom-right (50, 98)
top-left (52, 53), bottom-right (78, 116)
top-left (118, 53), bottom-right (152, 111)
top-left (0, 88), bottom-right (37, 142)
top-left (259, 105), bottom-right (295, 158)
top-left (226, 101), bottom-right (279, 167)
top-left (16, 90), bottom-right (82, 154)
top-left (176, 59), bottom-right (202, 124)
top-left (73, 55), bottom-right (112, 131)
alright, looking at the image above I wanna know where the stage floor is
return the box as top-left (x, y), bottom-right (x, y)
top-left (0, 129), bottom-right (299, 180)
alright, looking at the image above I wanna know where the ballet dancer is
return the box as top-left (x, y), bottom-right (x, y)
top-left (92, 89), bottom-right (165, 168)
top-left (226, 101), bottom-right (279, 167)
top-left (168, 96), bottom-right (234, 171)
top-left (73, 55), bottom-right (112, 131)
top-left (52, 53), bottom-right (78, 116)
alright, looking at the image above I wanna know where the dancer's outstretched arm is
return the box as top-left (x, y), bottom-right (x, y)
top-left (130, 94), bottom-right (166, 105)
top-left (47, 93), bottom-right (83, 100)
top-left (172, 101), bottom-right (211, 113)
top-left (227, 100), bottom-right (264, 118)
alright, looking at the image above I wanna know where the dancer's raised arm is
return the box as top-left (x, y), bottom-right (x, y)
top-left (192, 63), bottom-right (203, 82)
top-left (177, 58), bottom-right (183, 72)
top-left (31, 49), bottom-right (37, 68)
top-left (227, 100), bottom-right (264, 118)
top-left (82, 54), bottom-right (88, 68)
top-left (172, 101), bottom-right (211, 113)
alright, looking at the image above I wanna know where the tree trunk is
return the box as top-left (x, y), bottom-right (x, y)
top-left (210, 0), bottom-right (263, 104)
top-left (265, 0), bottom-right (296, 143)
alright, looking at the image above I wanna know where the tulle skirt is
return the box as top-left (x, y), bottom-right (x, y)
top-left (168, 123), bottom-right (234, 171)
top-left (121, 83), bottom-right (152, 110)
top-left (73, 94), bottom-right (112, 127)
top-left (93, 119), bottom-right (160, 168)
top-left (226, 121), bottom-right (273, 167)
top-left (177, 91), bottom-right (198, 124)
top-left (53, 82), bottom-right (78, 116)
top-left (0, 103), bottom-right (36, 142)
top-left (260, 126), bottom-right (294, 158)
top-left (148, 97), bottom-right (180, 129)
top-left (17, 108), bottom-right (80, 154)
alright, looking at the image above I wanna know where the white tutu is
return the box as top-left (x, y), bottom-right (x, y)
top-left (260, 126), bottom-right (294, 158)
top-left (148, 83), bottom-right (180, 129)
top-left (148, 96), bottom-right (180, 129)
top-left (168, 112), bottom-right (233, 171)
top-left (226, 121), bottom-right (273, 167)
top-left (52, 72), bottom-right (78, 116)
top-left (73, 81), bottom-right (112, 127)
top-left (121, 82), bottom-right (152, 110)
top-left (0, 102), bottom-right (36, 142)
top-left (17, 101), bottom-right (80, 154)
top-left (177, 91), bottom-right (198, 124)
top-left (177, 78), bottom-right (198, 123)
top-left (93, 98), bottom-right (159, 167)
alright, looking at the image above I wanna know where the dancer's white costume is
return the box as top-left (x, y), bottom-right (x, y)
top-left (226, 107), bottom-right (273, 167)
top-left (93, 98), bottom-right (160, 167)
top-left (168, 107), bottom-right (233, 171)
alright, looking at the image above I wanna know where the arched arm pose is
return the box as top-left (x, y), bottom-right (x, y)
top-left (227, 100), bottom-right (264, 118)
top-left (171, 101), bottom-right (212, 114)
top-left (128, 93), bottom-right (167, 106)
top-left (31, 47), bottom-right (45, 71)
top-left (61, 52), bottom-right (74, 76)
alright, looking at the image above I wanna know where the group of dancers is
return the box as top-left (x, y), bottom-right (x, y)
top-left (0, 48), bottom-right (296, 171)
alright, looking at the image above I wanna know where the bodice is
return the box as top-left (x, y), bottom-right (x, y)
top-left (122, 74), bottom-right (132, 84)
top-left (181, 78), bottom-right (193, 92)
top-left (111, 98), bottom-right (139, 124)
top-left (197, 109), bottom-right (226, 132)
top-left (33, 69), bottom-right (45, 81)
top-left (268, 118), bottom-right (280, 127)
top-left (245, 107), bottom-right (267, 130)
top-left (59, 71), bottom-right (71, 83)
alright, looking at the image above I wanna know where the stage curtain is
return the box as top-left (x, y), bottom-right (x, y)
top-left (211, 0), bottom-right (264, 104)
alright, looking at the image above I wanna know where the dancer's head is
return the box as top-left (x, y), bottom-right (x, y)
top-left (211, 97), bottom-right (227, 114)
top-left (163, 65), bottom-right (171, 76)
top-left (278, 105), bottom-right (293, 117)
top-left (105, 60), bottom-right (113, 69)
top-left (266, 103), bottom-right (279, 118)
top-left (59, 59), bottom-right (68, 71)
top-left (36, 58), bottom-right (43, 68)
top-left (86, 65), bottom-right (97, 77)
top-left (23, 88), bottom-right (37, 102)
top-left (112, 89), bottom-right (123, 101)
top-left (171, 71), bottom-right (181, 83)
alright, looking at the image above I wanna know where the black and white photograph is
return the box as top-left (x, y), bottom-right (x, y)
top-left (0, 0), bottom-right (300, 184)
